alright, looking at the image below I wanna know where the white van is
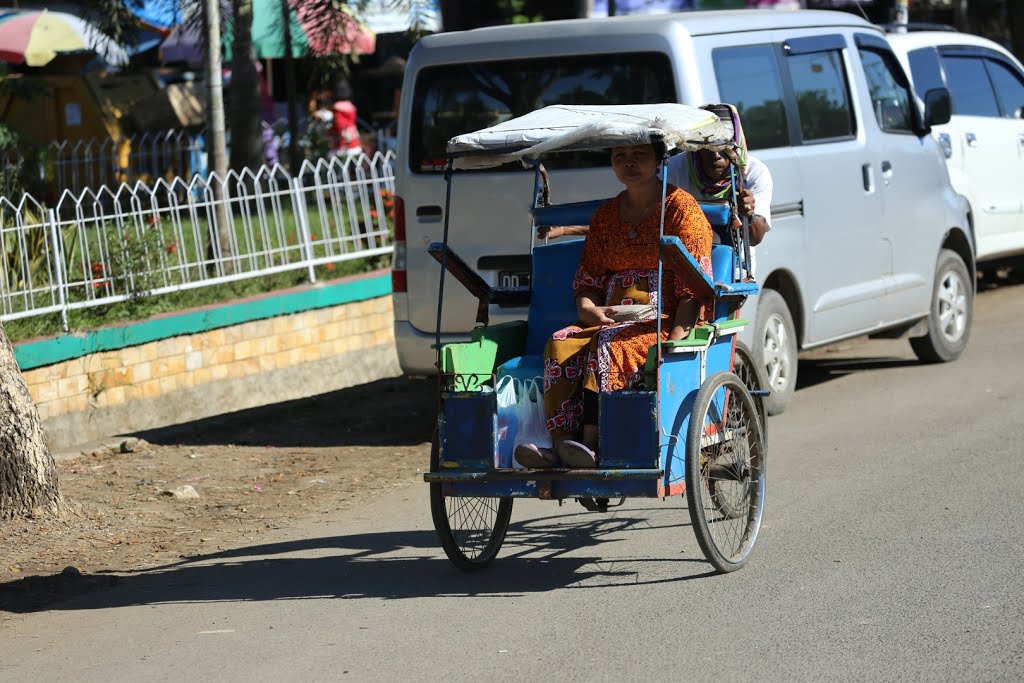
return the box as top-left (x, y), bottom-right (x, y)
top-left (886, 29), bottom-right (1024, 263)
top-left (391, 10), bottom-right (973, 414)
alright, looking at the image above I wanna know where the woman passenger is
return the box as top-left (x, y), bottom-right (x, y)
top-left (514, 142), bottom-right (714, 468)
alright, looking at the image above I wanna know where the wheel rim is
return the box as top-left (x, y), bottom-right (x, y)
top-left (937, 269), bottom-right (968, 344)
top-left (762, 314), bottom-right (792, 393)
top-left (444, 496), bottom-right (505, 561)
top-left (696, 382), bottom-right (764, 564)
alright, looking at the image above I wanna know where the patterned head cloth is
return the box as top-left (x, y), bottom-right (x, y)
top-left (687, 103), bottom-right (749, 199)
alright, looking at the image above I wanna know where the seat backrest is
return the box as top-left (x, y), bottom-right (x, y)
top-left (525, 199), bottom-right (738, 352)
top-left (526, 239), bottom-right (585, 356)
top-left (711, 243), bottom-right (736, 285)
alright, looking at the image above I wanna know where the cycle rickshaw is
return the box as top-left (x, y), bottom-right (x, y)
top-left (423, 103), bottom-right (767, 573)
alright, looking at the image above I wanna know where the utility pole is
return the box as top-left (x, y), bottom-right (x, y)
top-left (203, 0), bottom-right (234, 270)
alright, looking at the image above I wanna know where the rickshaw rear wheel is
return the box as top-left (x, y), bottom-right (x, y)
top-left (429, 434), bottom-right (513, 572)
top-left (685, 371), bottom-right (766, 573)
top-left (732, 340), bottom-right (767, 446)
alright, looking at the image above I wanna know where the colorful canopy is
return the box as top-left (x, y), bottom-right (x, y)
top-left (0, 9), bottom-right (131, 67)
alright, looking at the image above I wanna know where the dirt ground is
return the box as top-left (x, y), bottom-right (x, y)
top-left (0, 376), bottom-right (436, 614)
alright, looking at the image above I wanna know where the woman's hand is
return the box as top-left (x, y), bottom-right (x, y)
top-left (577, 298), bottom-right (616, 327)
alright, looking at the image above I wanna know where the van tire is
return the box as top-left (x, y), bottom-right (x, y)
top-left (910, 249), bottom-right (972, 363)
top-left (752, 289), bottom-right (797, 416)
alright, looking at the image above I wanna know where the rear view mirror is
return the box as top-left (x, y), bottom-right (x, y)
top-left (923, 87), bottom-right (952, 127)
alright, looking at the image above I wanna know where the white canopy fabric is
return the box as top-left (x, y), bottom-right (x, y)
top-left (446, 103), bottom-right (740, 170)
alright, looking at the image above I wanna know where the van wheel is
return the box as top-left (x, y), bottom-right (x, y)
top-left (910, 249), bottom-right (972, 363)
top-left (753, 289), bottom-right (797, 416)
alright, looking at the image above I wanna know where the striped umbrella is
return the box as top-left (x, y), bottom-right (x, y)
top-left (0, 9), bottom-right (133, 67)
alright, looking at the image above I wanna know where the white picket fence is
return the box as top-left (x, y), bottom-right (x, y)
top-left (0, 151), bottom-right (396, 327)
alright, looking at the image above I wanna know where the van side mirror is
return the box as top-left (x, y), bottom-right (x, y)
top-left (923, 87), bottom-right (952, 128)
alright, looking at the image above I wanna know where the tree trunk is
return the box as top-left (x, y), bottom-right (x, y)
top-left (229, 0), bottom-right (266, 173)
top-left (203, 0), bottom-right (235, 274)
top-left (0, 323), bottom-right (62, 520)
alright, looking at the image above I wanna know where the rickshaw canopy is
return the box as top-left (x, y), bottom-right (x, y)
top-left (446, 103), bottom-right (742, 170)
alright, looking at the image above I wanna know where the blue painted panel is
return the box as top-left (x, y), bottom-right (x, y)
top-left (707, 334), bottom-right (735, 376)
top-left (527, 240), bottom-right (585, 355)
top-left (442, 481), bottom-right (541, 498)
top-left (700, 201), bottom-right (731, 229)
top-left (551, 480), bottom-right (660, 498)
top-left (441, 392), bottom-right (497, 469)
top-left (657, 350), bottom-right (703, 491)
top-left (532, 199), bottom-right (604, 227)
top-left (599, 391), bottom-right (659, 468)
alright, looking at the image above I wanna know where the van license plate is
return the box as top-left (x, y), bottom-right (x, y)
top-left (498, 271), bottom-right (531, 290)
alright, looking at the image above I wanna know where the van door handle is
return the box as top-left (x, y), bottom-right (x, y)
top-left (966, 132), bottom-right (978, 147)
top-left (861, 163), bottom-right (874, 192)
top-left (881, 160), bottom-right (893, 186)
top-left (416, 205), bottom-right (443, 222)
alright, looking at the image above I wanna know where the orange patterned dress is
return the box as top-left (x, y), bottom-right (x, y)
top-left (542, 186), bottom-right (713, 443)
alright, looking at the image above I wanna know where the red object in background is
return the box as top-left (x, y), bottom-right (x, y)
top-left (331, 100), bottom-right (362, 155)
top-left (391, 196), bottom-right (407, 292)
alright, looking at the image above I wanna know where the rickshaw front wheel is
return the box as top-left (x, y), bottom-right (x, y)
top-left (429, 435), bottom-right (514, 572)
top-left (685, 372), bottom-right (766, 573)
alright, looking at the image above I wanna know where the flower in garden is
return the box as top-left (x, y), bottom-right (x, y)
top-left (326, 263), bottom-right (335, 271)
top-left (166, 242), bottom-right (177, 254)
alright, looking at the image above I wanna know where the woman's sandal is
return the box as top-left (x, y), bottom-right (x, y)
top-left (557, 440), bottom-right (598, 468)
top-left (514, 443), bottom-right (560, 468)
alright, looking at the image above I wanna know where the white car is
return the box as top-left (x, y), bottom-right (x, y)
top-left (887, 29), bottom-right (1024, 262)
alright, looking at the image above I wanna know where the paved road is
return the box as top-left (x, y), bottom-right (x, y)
top-left (3, 278), bottom-right (1023, 681)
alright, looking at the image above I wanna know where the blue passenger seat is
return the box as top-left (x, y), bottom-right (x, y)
top-left (497, 199), bottom-right (745, 383)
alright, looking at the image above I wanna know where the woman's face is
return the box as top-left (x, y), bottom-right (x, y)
top-left (611, 144), bottom-right (658, 187)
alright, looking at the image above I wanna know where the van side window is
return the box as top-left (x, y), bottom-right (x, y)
top-left (786, 51), bottom-right (855, 142)
top-left (907, 47), bottom-right (945, 99)
top-left (858, 49), bottom-right (915, 133)
top-left (941, 56), bottom-right (1000, 117)
top-left (409, 52), bottom-right (675, 173)
top-left (985, 59), bottom-right (1024, 119)
top-left (712, 45), bottom-right (789, 150)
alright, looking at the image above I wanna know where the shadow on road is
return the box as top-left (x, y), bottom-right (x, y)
top-left (0, 506), bottom-right (718, 613)
top-left (977, 257), bottom-right (1024, 292)
top-left (796, 355), bottom-right (921, 392)
top-left (132, 376), bottom-right (437, 448)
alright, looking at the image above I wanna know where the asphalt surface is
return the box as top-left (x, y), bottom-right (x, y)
top-left (2, 275), bottom-right (1023, 681)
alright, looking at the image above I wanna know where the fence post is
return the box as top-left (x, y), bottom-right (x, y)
top-left (46, 208), bottom-right (69, 333)
top-left (290, 176), bottom-right (316, 284)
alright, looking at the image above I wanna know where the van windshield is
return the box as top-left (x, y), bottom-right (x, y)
top-left (409, 52), bottom-right (676, 173)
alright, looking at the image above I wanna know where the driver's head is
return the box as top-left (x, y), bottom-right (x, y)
top-left (696, 148), bottom-right (731, 182)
